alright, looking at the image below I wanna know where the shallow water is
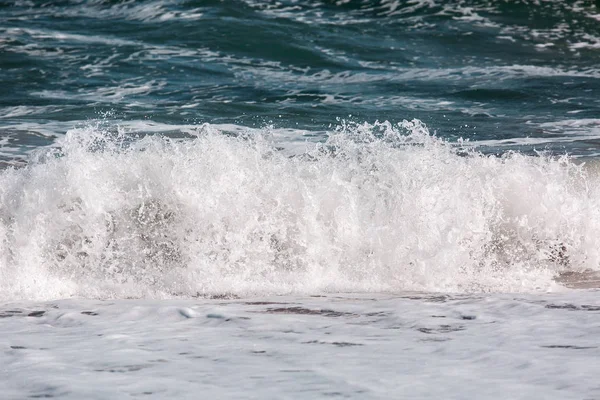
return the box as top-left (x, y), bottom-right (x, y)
top-left (1, 293), bottom-right (599, 399)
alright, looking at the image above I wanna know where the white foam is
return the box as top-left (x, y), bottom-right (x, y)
top-left (0, 106), bottom-right (63, 119)
top-left (0, 120), bottom-right (599, 301)
top-left (4, 1), bottom-right (205, 23)
top-left (0, 27), bottom-right (141, 47)
top-left (1, 292), bottom-right (599, 399)
top-left (539, 119), bottom-right (600, 137)
top-left (570, 34), bottom-right (600, 50)
top-left (240, 65), bottom-right (600, 88)
top-left (540, 119), bottom-right (600, 129)
top-left (31, 80), bottom-right (166, 103)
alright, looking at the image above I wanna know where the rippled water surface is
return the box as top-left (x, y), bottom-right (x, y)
top-left (1, 0), bottom-right (600, 161)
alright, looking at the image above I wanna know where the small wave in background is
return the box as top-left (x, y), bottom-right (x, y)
top-left (1, 0), bottom-right (599, 159)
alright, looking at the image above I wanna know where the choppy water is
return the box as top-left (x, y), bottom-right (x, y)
top-left (1, 0), bottom-right (600, 162)
top-left (2, 1), bottom-right (600, 399)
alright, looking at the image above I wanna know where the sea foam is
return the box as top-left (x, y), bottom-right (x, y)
top-left (0, 120), bottom-right (598, 300)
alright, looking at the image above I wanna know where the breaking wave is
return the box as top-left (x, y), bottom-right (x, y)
top-left (1, 120), bottom-right (599, 300)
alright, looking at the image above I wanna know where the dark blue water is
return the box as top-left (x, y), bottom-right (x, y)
top-left (1, 0), bottom-right (599, 162)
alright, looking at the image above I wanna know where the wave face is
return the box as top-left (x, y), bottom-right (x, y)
top-left (1, 121), bottom-right (598, 300)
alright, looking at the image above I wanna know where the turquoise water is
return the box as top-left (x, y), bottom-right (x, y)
top-left (1, 0), bottom-right (599, 162)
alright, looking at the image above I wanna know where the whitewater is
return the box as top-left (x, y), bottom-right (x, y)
top-left (1, 120), bottom-right (599, 300)
top-left (1, 292), bottom-right (599, 399)
top-left (0, 121), bottom-right (598, 399)
top-left (2, 0), bottom-right (600, 398)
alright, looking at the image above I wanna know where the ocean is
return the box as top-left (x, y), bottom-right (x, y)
top-left (0, 0), bottom-right (599, 398)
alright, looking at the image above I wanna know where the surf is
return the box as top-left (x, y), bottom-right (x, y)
top-left (0, 120), bottom-right (598, 301)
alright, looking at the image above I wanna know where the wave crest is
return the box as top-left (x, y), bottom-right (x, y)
top-left (1, 120), bottom-right (598, 300)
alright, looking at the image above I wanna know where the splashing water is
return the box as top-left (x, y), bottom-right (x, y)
top-left (0, 120), bottom-right (598, 300)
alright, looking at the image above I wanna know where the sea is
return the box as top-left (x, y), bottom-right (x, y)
top-left (0, 0), bottom-right (599, 398)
